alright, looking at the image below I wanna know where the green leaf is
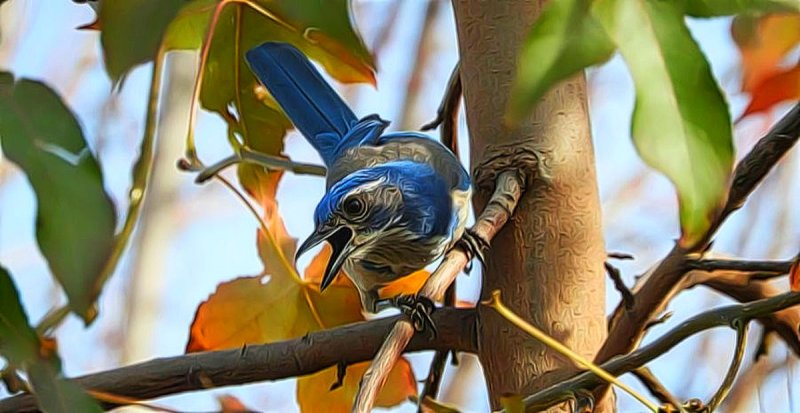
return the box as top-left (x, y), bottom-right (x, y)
top-left (28, 359), bottom-right (102, 413)
top-left (0, 265), bottom-right (39, 365)
top-left (0, 266), bottom-right (101, 412)
top-left (507, 0), bottom-right (615, 123)
top-left (684, 0), bottom-right (800, 17)
top-left (99, 0), bottom-right (187, 81)
top-left (162, 0), bottom-right (216, 50)
top-left (0, 73), bottom-right (117, 322)
top-left (593, 0), bottom-right (734, 247)
top-left (163, 0), bottom-right (374, 163)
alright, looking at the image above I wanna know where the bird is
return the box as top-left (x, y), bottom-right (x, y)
top-left (245, 42), bottom-right (473, 323)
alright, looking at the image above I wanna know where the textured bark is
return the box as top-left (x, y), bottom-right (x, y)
top-left (452, 0), bottom-right (608, 409)
top-left (0, 309), bottom-right (477, 412)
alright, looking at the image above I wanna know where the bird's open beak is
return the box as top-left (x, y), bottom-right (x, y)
top-left (296, 226), bottom-right (354, 292)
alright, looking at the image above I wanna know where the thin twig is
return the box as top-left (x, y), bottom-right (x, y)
top-left (353, 171), bottom-right (525, 413)
top-left (520, 291), bottom-right (800, 411)
top-left (706, 320), bottom-right (749, 411)
top-left (607, 252), bottom-right (634, 260)
top-left (685, 258), bottom-right (792, 275)
top-left (605, 262), bottom-right (634, 310)
top-left (0, 309), bottom-right (477, 412)
top-left (193, 149), bottom-right (326, 183)
top-left (632, 367), bottom-right (684, 412)
top-left (421, 62), bottom-right (462, 156)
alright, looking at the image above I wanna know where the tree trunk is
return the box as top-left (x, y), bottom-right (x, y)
top-left (452, 0), bottom-right (610, 410)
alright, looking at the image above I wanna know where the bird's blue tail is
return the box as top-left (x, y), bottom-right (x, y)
top-left (245, 42), bottom-right (358, 166)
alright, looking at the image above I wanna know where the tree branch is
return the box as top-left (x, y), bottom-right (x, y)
top-left (685, 258), bottom-right (792, 279)
top-left (692, 270), bottom-right (800, 356)
top-left (596, 103), bottom-right (800, 370)
top-left (0, 309), bottom-right (477, 412)
top-left (521, 291), bottom-right (800, 412)
top-left (353, 170), bottom-right (526, 413)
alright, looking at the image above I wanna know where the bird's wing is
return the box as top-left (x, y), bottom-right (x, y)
top-left (327, 132), bottom-right (470, 192)
top-left (245, 42), bottom-right (358, 166)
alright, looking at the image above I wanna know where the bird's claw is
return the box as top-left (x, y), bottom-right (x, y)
top-left (393, 294), bottom-right (437, 338)
top-left (457, 228), bottom-right (489, 273)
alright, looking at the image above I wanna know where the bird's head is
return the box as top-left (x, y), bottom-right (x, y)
top-left (296, 161), bottom-right (450, 291)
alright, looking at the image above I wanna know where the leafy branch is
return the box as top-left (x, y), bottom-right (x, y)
top-left (596, 102), bottom-right (800, 380)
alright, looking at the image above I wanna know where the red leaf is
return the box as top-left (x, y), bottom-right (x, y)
top-left (790, 257), bottom-right (800, 292)
top-left (732, 14), bottom-right (800, 93)
top-left (741, 65), bottom-right (800, 118)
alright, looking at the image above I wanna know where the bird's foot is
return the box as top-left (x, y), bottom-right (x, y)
top-left (456, 228), bottom-right (489, 273)
top-left (393, 294), bottom-right (437, 338)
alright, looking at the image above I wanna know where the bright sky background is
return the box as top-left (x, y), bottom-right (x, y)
top-left (1, 1), bottom-right (798, 412)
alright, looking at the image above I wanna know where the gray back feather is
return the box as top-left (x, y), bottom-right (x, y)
top-left (326, 135), bottom-right (469, 192)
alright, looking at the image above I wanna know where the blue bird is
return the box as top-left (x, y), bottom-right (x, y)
top-left (245, 42), bottom-right (472, 316)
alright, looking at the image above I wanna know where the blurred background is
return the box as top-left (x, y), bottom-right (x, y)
top-left (0, 1), bottom-right (798, 411)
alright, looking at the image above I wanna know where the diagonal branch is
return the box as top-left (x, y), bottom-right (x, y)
top-left (521, 291), bottom-right (800, 412)
top-left (353, 170), bottom-right (526, 413)
top-left (0, 309), bottom-right (477, 412)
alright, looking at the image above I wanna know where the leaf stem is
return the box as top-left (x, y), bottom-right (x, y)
top-left (184, 0), bottom-right (298, 168)
top-left (34, 305), bottom-right (70, 336)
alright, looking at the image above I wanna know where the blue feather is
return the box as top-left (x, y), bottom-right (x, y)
top-left (317, 161), bottom-right (453, 237)
top-left (245, 42), bottom-right (358, 165)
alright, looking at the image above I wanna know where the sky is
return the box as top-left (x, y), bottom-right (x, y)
top-left (1, 1), bottom-right (799, 412)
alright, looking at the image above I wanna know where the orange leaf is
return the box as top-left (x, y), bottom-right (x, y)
top-left (733, 14), bottom-right (800, 93)
top-left (217, 395), bottom-right (251, 413)
top-left (189, 166), bottom-right (415, 411)
top-left (296, 359), bottom-right (416, 412)
top-left (303, 244), bottom-right (353, 288)
top-left (790, 257), bottom-right (800, 292)
top-left (238, 168), bottom-right (297, 269)
top-left (378, 270), bottom-right (432, 300)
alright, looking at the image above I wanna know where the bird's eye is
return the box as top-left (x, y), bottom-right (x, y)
top-left (343, 197), bottom-right (366, 217)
